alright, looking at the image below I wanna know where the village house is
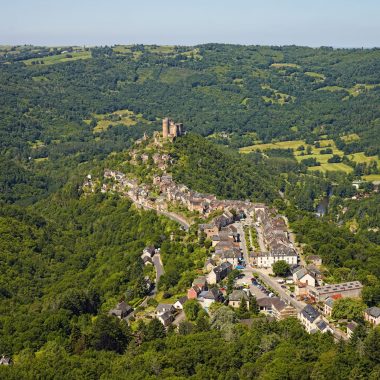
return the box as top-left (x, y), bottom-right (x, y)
top-left (257, 297), bottom-right (273, 313)
top-left (298, 304), bottom-right (333, 334)
top-left (156, 303), bottom-right (175, 315)
top-left (271, 298), bottom-right (297, 320)
top-left (207, 262), bottom-right (232, 284)
top-left (192, 276), bottom-right (208, 291)
top-left (109, 301), bottom-right (133, 319)
top-left (347, 321), bottom-right (358, 338)
top-left (364, 306), bottom-right (380, 326)
top-left (156, 303), bottom-right (176, 326)
top-left (323, 294), bottom-right (342, 316)
top-left (174, 296), bottom-right (188, 310)
top-left (293, 268), bottom-right (316, 287)
top-left (198, 288), bottom-right (223, 308)
top-left (218, 248), bottom-right (242, 267)
top-left (228, 290), bottom-right (250, 308)
top-left (187, 286), bottom-right (201, 300)
top-left (307, 281), bottom-right (363, 302)
top-left (199, 223), bottom-right (219, 239)
top-left (140, 246), bottom-right (156, 265)
top-left (308, 255), bottom-right (322, 267)
top-left (157, 311), bottom-right (175, 327)
top-left (204, 258), bottom-right (216, 272)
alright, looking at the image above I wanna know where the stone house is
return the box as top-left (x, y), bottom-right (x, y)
top-left (207, 262), bottom-right (232, 284)
top-left (364, 306), bottom-right (380, 326)
top-left (198, 288), bottom-right (222, 308)
top-left (109, 301), bottom-right (133, 319)
top-left (228, 290), bottom-right (250, 308)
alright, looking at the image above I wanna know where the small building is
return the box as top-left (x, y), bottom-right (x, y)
top-left (109, 301), bottom-right (133, 319)
top-left (347, 321), bottom-right (358, 338)
top-left (198, 288), bottom-right (222, 308)
top-left (199, 224), bottom-right (219, 239)
top-left (228, 290), bottom-right (250, 308)
top-left (323, 294), bottom-right (342, 316)
top-left (0, 355), bottom-right (11, 366)
top-left (364, 306), bottom-right (380, 326)
top-left (187, 286), bottom-right (201, 300)
top-left (192, 276), bottom-right (208, 291)
top-left (293, 268), bottom-right (316, 287)
top-left (156, 303), bottom-right (175, 316)
top-left (174, 296), bottom-right (188, 310)
top-left (271, 298), bottom-right (297, 320)
top-left (308, 255), bottom-right (322, 267)
top-left (324, 297), bottom-right (335, 316)
top-left (257, 297), bottom-right (273, 312)
top-left (204, 258), bottom-right (216, 273)
top-left (158, 312), bottom-right (174, 327)
top-left (207, 262), bottom-right (232, 284)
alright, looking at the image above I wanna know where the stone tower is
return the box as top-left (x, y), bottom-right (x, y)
top-left (162, 118), bottom-right (169, 138)
top-left (169, 120), bottom-right (178, 137)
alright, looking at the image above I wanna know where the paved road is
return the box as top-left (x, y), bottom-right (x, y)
top-left (137, 202), bottom-right (190, 230)
top-left (152, 253), bottom-right (164, 284)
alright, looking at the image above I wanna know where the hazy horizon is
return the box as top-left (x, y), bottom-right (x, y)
top-left (2, 0), bottom-right (380, 48)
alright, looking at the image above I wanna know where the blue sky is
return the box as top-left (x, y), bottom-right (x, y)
top-left (2, 0), bottom-right (380, 47)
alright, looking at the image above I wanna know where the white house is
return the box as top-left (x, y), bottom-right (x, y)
top-left (255, 249), bottom-right (298, 268)
top-left (174, 296), bottom-right (188, 310)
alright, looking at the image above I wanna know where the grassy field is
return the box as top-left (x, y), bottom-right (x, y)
top-left (318, 85), bottom-right (346, 92)
top-left (270, 63), bottom-right (300, 69)
top-left (308, 163), bottom-right (353, 173)
top-left (363, 174), bottom-right (380, 182)
top-left (305, 71), bottom-right (325, 81)
top-left (261, 85), bottom-right (296, 105)
top-left (341, 133), bottom-right (360, 142)
top-left (86, 109), bottom-right (151, 133)
top-left (239, 139), bottom-right (305, 153)
top-left (240, 138), bottom-right (353, 173)
top-left (159, 67), bottom-right (195, 84)
top-left (349, 152), bottom-right (380, 166)
top-left (23, 51), bottom-right (91, 65)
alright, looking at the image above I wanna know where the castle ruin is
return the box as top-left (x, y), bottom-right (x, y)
top-left (162, 118), bottom-right (184, 140)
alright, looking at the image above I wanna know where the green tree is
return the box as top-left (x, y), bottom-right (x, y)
top-left (272, 260), bottom-right (291, 277)
top-left (146, 318), bottom-right (166, 341)
top-left (87, 314), bottom-right (131, 353)
top-left (183, 299), bottom-right (201, 321)
top-left (331, 298), bottom-right (366, 321)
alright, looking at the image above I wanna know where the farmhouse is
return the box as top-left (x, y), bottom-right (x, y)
top-left (364, 306), bottom-right (380, 326)
top-left (198, 288), bottom-right (223, 308)
top-left (109, 301), bottom-right (133, 319)
top-left (207, 262), bottom-right (232, 284)
top-left (228, 290), bottom-right (249, 308)
top-left (174, 296), bottom-right (188, 310)
top-left (271, 298), bottom-right (297, 320)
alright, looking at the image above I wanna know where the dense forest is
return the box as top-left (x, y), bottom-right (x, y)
top-left (1, 43), bottom-right (379, 206)
top-left (0, 44), bottom-right (379, 378)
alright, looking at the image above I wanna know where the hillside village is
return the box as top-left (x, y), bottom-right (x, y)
top-left (82, 119), bottom-right (379, 341)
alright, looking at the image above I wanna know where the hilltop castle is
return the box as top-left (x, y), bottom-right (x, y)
top-left (162, 118), bottom-right (184, 140)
